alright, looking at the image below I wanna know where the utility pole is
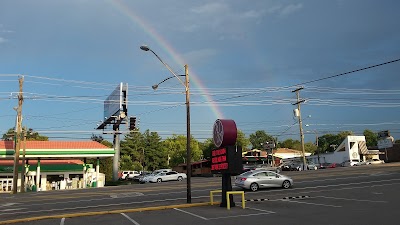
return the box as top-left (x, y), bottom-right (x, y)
top-left (12, 76), bottom-right (24, 194)
top-left (20, 127), bottom-right (27, 193)
top-left (292, 87), bottom-right (307, 171)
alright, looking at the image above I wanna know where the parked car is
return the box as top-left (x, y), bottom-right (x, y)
top-left (235, 170), bottom-right (293, 191)
top-left (121, 171), bottom-right (140, 180)
top-left (132, 171), bottom-right (152, 182)
top-left (254, 164), bottom-right (281, 173)
top-left (143, 171), bottom-right (187, 183)
top-left (243, 164), bottom-right (257, 172)
top-left (318, 163), bottom-right (329, 169)
top-left (355, 161), bottom-right (367, 166)
top-left (366, 159), bottom-right (385, 165)
top-left (327, 163), bottom-right (338, 168)
top-left (342, 159), bottom-right (360, 167)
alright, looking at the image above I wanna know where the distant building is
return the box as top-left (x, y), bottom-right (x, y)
top-left (307, 136), bottom-right (383, 165)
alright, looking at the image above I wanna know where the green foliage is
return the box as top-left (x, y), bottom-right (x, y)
top-left (249, 130), bottom-right (275, 149)
top-left (236, 130), bottom-right (250, 151)
top-left (395, 139), bottom-right (400, 144)
top-left (2, 127), bottom-right (49, 141)
top-left (200, 138), bottom-right (215, 160)
top-left (278, 138), bottom-right (300, 149)
top-left (317, 131), bottom-right (353, 153)
top-left (363, 129), bottom-right (377, 147)
top-left (120, 129), bottom-right (168, 171)
top-left (162, 134), bottom-right (202, 167)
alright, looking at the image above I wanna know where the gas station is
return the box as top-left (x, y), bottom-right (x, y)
top-left (0, 140), bottom-right (114, 192)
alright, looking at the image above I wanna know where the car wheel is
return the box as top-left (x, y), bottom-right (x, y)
top-left (250, 183), bottom-right (259, 192)
top-left (282, 180), bottom-right (291, 189)
top-left (157, 178), bottom-right (162, 183)
top-left (177, 176), bottom-right (183, 181)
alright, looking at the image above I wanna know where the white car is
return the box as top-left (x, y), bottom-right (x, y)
top-left (144, 171), bottom-right (187, 183)
top-left (121, 171), bottom-right (140, 180)
top-left (366, 159), bottom-right (385, 165)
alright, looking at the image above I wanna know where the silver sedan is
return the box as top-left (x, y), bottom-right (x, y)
top-left (234, 170), bottom-right (293, 191)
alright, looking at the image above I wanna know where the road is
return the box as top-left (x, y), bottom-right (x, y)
top-left (1, 163), bottom-right (400, 224)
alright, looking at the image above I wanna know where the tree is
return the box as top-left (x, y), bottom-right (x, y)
top-left (236, 130), bottom-right (250, 151)
top-left (363, 129), bottom-right (377, 147)
top-left (2, 127), bottom-right (49, 141)
top-left (162, 134), bottom-right (202, 167)
top-left (200, 138), bottom-right (215, 160)
top-left (142, 130), bottom-right (168, 171)
top-left (317, 131), bottom-right (353, 153)
top-left (279, 138), bottom-right (300, 149)
top-left (249, 130), bottom-right (275, 149)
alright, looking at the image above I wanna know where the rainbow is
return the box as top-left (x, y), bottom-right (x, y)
top-left (109, 0), bottom-right (224, 119)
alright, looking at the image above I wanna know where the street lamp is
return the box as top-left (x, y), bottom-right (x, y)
top-left (140, 45), bottom-right (192, 203)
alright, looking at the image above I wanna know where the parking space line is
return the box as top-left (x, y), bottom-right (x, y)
top-left (60, 218), bottom-right (65, 225)
top-left (316, 196), bottom-right (388, 203)
top-left (208, 212), bottom-right (272, 220)
top-left (278, 199), bottom-right (342, 208)
top-left (121, 213), bottom-right (141, 225)
top-left (173, 208), bottom-right (208, 220)
top-left (246, 207), bottom-right (275, 214)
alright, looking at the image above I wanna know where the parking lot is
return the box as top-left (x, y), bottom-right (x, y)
top-left (5, 165), bottom-right (400, 225)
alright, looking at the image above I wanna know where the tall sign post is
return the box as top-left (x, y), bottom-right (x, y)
top-left (211, 119), bottom-right (242, 207)
top-left (377, 130), bottom-right (394, 162)
top-left (96, 83), bottom-right (128, 182)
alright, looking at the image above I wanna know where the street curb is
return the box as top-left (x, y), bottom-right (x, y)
top-left (0, 202), bottom-right (211, 225)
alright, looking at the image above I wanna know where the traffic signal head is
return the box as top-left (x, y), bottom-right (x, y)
top-left (129, 117), bottom-right (137, 131)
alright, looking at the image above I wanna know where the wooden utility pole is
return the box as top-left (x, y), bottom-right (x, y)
top-left (12, 76), bottom-right (24, 194)
top-left (292, 87), bottom-right (307, 171)
top-left (20, 127), bottom-right (27, 192)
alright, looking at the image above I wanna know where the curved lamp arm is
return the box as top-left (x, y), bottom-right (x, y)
top-left (140, 45), bottom-right (186, 88)
top-left (152, 75), bottom-right (186, 90)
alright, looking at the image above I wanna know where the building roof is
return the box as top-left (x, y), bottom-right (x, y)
top-left (0, 141), bottom-right (114, 159)
top-left (273, 148), bottom-right (307, 154)
top-left (0, 159), bottom-right (84, 166)
top-left (0, 141), bottom-right (110, 149)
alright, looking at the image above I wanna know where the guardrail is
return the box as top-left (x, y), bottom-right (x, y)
top-left (210, 190), bottom-right (245, 210)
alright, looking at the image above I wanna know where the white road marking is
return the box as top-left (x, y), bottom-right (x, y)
top-left (60, 218), bottom-right (65, 225)
top-left (0, 208), bottom-right (27, 212)
top-left (121, 213), bottom-right (141, 225)
top-left (316, 196), bottom-right (388, 203)
top-left (208, 212), bottom-right (273, 220)
top-left (246, 207), bottom-right (275, 214)
top-left (0, 203), bottom-right (19, 207)
top-left (295, 173), bottom-right (395, 183)
top-left (279, 199), bottom-right (342, 208)
top-left (173, 208), bottom-right (208, 220)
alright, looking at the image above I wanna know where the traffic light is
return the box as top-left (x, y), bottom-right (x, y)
top-left (129, 117), bottom-right (137, 131)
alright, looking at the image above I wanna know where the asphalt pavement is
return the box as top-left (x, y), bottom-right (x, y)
top-left (1, 163), bottom-right (400, 225)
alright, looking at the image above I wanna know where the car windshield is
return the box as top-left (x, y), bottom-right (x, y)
top-left (240, 171), bottom-right (254, 176)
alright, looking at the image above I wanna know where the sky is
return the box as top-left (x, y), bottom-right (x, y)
top-left (0, 0), bottom-right (399, 145)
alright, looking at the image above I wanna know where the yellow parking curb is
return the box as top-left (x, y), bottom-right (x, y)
top-left (0, 202), bottom-right (212, 225)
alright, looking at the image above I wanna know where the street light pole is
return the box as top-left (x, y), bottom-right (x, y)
top-left (141, 45), bottom-right (192, 203)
